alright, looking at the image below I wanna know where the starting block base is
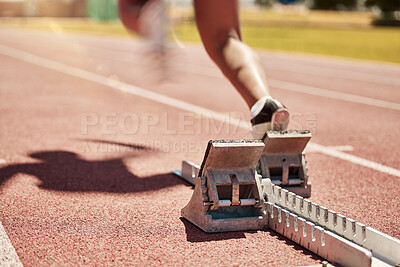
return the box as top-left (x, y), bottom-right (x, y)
top-left (181, 175), bottom-right (267, 233)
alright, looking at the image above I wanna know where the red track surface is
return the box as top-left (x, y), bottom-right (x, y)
top-left (0, 28), bottom-right (399, 266)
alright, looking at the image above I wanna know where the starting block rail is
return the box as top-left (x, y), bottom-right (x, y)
top-left (173, 134), bottom-right (400, 266)
top-left (264, 179), bottom-right (400, 266)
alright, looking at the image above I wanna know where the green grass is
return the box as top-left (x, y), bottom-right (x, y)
top-left (1, 11), bottom-right (400, 64)
top-left (239, 9), bottom-right (374, 26)
top-left (245, 25), bottom-right (400, 63)
top-left (173, 21), bottom-right (400, 64)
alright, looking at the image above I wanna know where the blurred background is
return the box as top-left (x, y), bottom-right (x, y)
top-left (0, 0), bottom-right (399, 63)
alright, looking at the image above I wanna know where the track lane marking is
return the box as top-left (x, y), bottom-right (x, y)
top-left (263, 61), bottom-right (400, 86)
top-left (3, 28), bottom-right (400, 82)
top-left (90, 44), bottom-right (400, 86)
top-left (307, 143), bottom-right (400, 177)
top-left (54, 45), bottom-right (400, 111)
top-left (169, 61), bottom-right (400, 111)
top-left (86, 46), bottom-right (400, 111)
top-left (261, 50), bottom-right (400, 73)
top-left (0, 43), bottom-right (399, 179)
top-left (168, 60), bottom-right (400, 111)
top-left (2, 33), bottom-right (400, 110)
top-left (269, 79), bottom-right (400, 111)
top-left (83, 41), bottom-right (400, 86)
top-left (0, 220), bottom-right (23, 266)
top-left (306, 145), bottom-right (354, 152)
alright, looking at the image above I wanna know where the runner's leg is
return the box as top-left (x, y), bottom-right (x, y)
top-left (118, 0), bottom-right (149, 34)
top-left (193, 0), bottom-right (270, 108)
top-left (194, 0), bottom-right (290, 136)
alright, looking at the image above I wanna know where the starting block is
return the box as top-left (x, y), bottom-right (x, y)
top-left (172, 130), bottom-right (313, 232)
top-left (173, 130), bottom-right (312, 197)
top-left (180, 140), bottom-right (267, 232)
top-left (174, 135), bottom-right (400, 267)
top-left (258, 130), bottom-right (312, 197)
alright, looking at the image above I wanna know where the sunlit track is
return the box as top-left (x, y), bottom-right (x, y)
top-left (0, 28), bottom-right (399, 266)
top-left (1, 29), bottom-right (400, 86)
top-left (0, 220), bottom-right (22, 267)
top-left (0, 43), bottom-right (399, 179)
top-left (2, 32), bottom-right (400, 111)
top-left (262, 51), bottom-right (400, 74)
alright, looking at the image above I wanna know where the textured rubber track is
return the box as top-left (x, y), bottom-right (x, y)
top-left (0, 28), bottom-right (399, 266)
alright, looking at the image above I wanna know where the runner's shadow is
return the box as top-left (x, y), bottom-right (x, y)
top-left (0, 150), bottom-right (181, 193)
top-left (78, 138), bottom-right (159, 152)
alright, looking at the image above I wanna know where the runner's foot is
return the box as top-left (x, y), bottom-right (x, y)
top-left (250, 96), bottom-right (290, 139)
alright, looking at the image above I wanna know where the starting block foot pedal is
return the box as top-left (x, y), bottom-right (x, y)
top-left (258, 130), bottom-right (312, 198)
top-left (181, 140), bottom-right (268, 233)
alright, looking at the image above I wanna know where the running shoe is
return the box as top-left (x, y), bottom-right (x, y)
top-left (251, 97), bottom-right (290, 139)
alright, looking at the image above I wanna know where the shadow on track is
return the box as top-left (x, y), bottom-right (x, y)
top-left (180, 217), bottom-right (247, 242)
top-left (268, 231), bottom-right (323, 261)
top-left (0, 150), bottom-right (182, 193)
top-left (78, 138), bottom-right (161, 152)
top-left (181, 217), bottom-right (322, 260)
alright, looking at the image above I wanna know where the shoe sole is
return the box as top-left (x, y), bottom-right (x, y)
top-left (271, 108), bottom-right (290, 131)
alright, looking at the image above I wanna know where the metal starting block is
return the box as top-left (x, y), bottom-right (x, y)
top-left (258, 130), bottom-right (312, 198)
top-left (174, 137), bottom-right (400, 267)
top-left (180, 140), bottom-right (267, 232)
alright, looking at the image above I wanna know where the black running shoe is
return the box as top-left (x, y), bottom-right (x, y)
top-left (251, 97), bottom-right (290, 139)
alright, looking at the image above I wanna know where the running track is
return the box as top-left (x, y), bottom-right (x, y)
top-left (0, 28), bottom-right (399, 266)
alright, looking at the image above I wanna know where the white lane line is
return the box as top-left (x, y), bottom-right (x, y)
top-left (4, 35), bottom-right (400, 111)
top-left (0, 43), bottom-right (399, 179)
top-left (4, 28), bottom-right (400, 86)
top-left (167, 62), bottom-right (400, 111)
top-left (262, 50), bottom-right (400, 73)
top-left (171, 61), bottom-right (400, 111)
top-left (75, 42), bottom-right (400, 87)
top-left (308, 143), bottom-right (400, 178)
top-left (87, 42), bottom-right (400, 86)
top-left (6, 27), bottom-right (400, 73)
top-left (71, 47), bottom-right (400, 112)
top-left (0, 221), bottom-right (23, 266)
top-left (306, 145), bottom-right (354, 152)
top-left (269, 79), bottom-right (400, 111)
top-left (263, 61), bottom-right (400, 86)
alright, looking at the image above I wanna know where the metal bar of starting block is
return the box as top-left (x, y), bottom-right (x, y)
top-left (271, 178), bottom-right (302, 186)
top-left (203, 198), bottom-right (258, 207)
top-left (265, 202), bottom-right (372, 267)
top-left (172, 160), bottom-right (199, 186)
